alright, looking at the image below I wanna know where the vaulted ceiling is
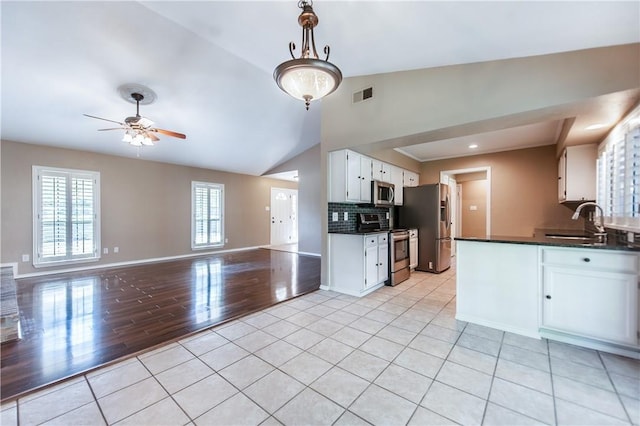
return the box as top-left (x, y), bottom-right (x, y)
top-left (2, 1), bottom-right (639, 175)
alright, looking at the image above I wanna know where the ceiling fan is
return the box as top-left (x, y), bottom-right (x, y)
top-left (84, 84), bottom-right (186, 146)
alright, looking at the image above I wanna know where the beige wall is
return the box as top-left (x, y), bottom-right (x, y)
top-left (460, 179), bottom-right (487, 238)
top-left (264, 144), bottom-right (322, 255)
top-left (1, 140), bottom-right (297, 275)
top-left (321, 44), bottom-right (639, 152)
top-left (421, 145), bottom-right (584, 237)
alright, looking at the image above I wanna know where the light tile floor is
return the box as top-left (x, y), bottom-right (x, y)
top-left (2, 269), bottom-right (639, 426)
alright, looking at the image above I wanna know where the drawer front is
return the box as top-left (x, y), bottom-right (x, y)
top-left (541, 248), bottom-right (639, 273)
top-left (378, 234), bottom-right (388, 245)
top-left (365, 235), bottom-right (379, 248)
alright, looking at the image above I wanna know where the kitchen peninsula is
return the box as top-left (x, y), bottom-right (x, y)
top-left (456, 234), bottom-right (640, 359)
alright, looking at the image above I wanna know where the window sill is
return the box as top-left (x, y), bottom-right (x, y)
top-left (191, 244), bottom-right (225, 251)
top-left (33, 256), bottom-right (101, 269)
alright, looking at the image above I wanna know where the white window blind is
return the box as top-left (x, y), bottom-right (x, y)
top-left (33, 166), bottom-right (100, 266)
top-left (191, 182), bottom-right (224, 249)
top-left (597, 112), bottom-right (640, 231)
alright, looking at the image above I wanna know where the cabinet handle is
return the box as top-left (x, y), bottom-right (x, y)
top-left (582, 258), bottom-right (591, 263)
top-left (545, 295), bottom-right (552, 299)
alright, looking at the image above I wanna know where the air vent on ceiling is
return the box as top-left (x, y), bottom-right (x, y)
top-left (353, 87), bottom-right (374, 104)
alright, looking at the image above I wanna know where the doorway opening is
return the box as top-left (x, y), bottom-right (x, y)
top-left (440, 167), bottom-right (492, 254)
top-left (270, 188), bottom-right (298, 249)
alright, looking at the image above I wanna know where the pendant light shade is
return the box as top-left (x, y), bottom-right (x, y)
top-left (274, 1), bottom-right (342, 110)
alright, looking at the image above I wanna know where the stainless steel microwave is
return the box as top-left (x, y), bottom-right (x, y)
top-left (372, 180), bottom-right (395, 207)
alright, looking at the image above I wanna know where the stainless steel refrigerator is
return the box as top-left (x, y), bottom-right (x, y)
top-left (399, 183), bottom-right (451, 273)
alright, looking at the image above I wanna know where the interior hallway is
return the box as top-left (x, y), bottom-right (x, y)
top-left (2, 267), bottom-right (638, 425)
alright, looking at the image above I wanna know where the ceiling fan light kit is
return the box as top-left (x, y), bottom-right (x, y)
top-left (274, 0), bottom-right (342, 110)
top-left (84, 84), bottom-right (186, 148)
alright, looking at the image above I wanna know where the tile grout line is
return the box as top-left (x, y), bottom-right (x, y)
top-left (479, 328), bottom-right (505, 425)
top-left (597, 350), bottom-right (635, 424)
top-left (82, 375), bottom-right (109, 426)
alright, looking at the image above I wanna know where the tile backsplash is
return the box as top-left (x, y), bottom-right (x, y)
top-left (328, 202), bottom-right (390, 233)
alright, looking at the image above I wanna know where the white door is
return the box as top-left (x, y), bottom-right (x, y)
top-left (270, 188), bottom-right (298, 245)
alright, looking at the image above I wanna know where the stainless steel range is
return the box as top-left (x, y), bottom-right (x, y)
top-left (389, 229), bottom-right (410, 286)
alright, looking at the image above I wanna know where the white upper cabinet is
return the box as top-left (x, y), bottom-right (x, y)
top-left (403, 170), bottom-right (419, 187)
top-left (329, 149), bottom-right (420, 204)
top-left (558, 145), bottom-right (597, 202)
top-left (371, 160), bottom-right (392, 183)
top-left (390, 166), bottom-right (404, 205)
top-left (330, 150), bottom-right (372, 203)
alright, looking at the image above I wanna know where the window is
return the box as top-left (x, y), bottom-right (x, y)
top-left (33, 166), bottom-right (100, 266)
top-left (191, 182), bottom-right (224, 249)
top-left (596, 108), bottom-right (640, 231)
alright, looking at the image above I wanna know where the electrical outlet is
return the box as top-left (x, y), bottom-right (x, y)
top-left (22, 254), bottom-right (29, 262)
top-left (386, 212), bottom-right (390, 219)
top-left (225, 238), bottom-right (229, 243)
top-left (265, 206), bottom-right (270, 211)
top-left (113, 247), bottom-right (119, 253)
top-left (103, 248), bottom-right (109, 254)
top-left (332, 212), bottom-right (338, 222)
top-left (343, 212), bottom-right (349, 221)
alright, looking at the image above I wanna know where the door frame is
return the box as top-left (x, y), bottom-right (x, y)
top-left (440, 167), bottom-right (492, 236)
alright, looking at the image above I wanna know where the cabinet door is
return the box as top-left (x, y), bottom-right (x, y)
top-left (403, 171), bottom-right (419, 187)
top-left (391, 166), bottom-right (404, 205)
top-left (558, 151), bottom-right (566, 202)
top-left (378, 241), bottom-right (389, 283)
top-left (371, 159), bottom-right (382, 181)
top-left (543, 266), bottom-right (638, 345)
top-left (360, 156), bottom-right (372, 202)
top-left (380, 163), bottom-right (392, 183)
top-left (365, 244), bottom-right (379, 288)
top-left (346, 152), bottom-right (363, 202)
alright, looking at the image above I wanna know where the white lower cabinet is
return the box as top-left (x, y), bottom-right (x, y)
top-left (456, 241), bottom-right (540, 338)
top-left (541, 247), bottom-right (639, 346)
top-left (329, 232), bottom-right (388, 297)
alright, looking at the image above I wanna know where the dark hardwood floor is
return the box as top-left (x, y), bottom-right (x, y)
top-left (0, 249), bottom-right (321, 401)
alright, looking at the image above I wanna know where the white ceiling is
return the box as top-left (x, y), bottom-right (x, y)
top-left (2, 1), bottom-right (639, 175)
top-left (396, 120), bottom-right (563, 162)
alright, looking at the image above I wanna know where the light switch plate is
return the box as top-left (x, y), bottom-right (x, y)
top-left (22, 254), bottom-right (29, 262)
top-left (332, 212), bottom-right (339, 222)
top-left (343, 212), bottom-right (349, 221)
top-left (470, 205), bottom-right (478, 211)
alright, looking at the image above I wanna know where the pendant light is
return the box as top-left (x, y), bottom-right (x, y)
top-left (274, 0), bottom-right (342, 110)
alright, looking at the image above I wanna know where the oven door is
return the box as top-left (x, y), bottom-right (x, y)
top-left (391, 232), bottom-right (410, 272)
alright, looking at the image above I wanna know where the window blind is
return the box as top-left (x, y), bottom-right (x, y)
top-left (33, 166), bottom-right (100, 266)
top-left (192, 182), bottom-right (224, 249)
top-left (596, 108), bottom-right (640, 231)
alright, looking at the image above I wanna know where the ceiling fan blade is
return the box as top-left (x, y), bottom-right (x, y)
top-left (84, 114), bottom-right (125, 125)
top-left (149, 133), bottom-right (160, 142)
top-left (97, 128), bottom-right (125, 131)
top-left (153, 128), bottom-right (186, 139)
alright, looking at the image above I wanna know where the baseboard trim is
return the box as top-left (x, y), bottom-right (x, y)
top-left (455, 313), bottom-right (541, 340)
top-left (12, 246), bottom-right (265, 279)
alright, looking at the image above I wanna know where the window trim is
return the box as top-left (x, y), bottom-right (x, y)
top-left (191, 181), bottom-right (225, 250)
top-left (32, 165), bottom-right (101, 267)
top-left (597, 105), bottom-right (640, 232)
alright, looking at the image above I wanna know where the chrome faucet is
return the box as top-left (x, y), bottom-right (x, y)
top-left (572, 202), bottom-right (607, 243)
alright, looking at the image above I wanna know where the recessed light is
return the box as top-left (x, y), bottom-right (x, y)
top-left (468, 144), bottom-right (478, 149)
top-left (585, 123), bottom-right (607, 130)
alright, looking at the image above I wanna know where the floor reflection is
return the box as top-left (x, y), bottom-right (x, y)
top-left (1, 249), bottom-right (320, 401)
top-left (35, 278), bottom-right (100, 376)
top-left (193, 258), bottom-right (223, 323)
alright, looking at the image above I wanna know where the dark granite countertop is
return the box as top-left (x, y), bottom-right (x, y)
top-left (329, 229), bottom-right (389, 235)
top-left (455, 234), bottom-right (640, 252)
